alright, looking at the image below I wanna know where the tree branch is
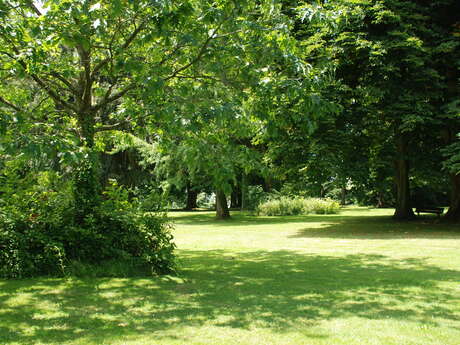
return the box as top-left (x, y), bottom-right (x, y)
top-left (26, 0), bottom-right (42, 16)
top-left (93, 82), bottom-right (137, 112)
top-left (0, 95), bottom-right (22, 112)
top-left (163, 34), bottom-right (216, 82)
top-left (92, 19), bottom-right (147, 79)
top-left (48, 72), bottom-right (77, 94)
top-left (95, 120), bottom-right (132, 132)
top-left (0, 32), bottom-right (77, 112)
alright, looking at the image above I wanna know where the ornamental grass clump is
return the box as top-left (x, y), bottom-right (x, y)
top-left (256, 197), bottom-right (340, 216)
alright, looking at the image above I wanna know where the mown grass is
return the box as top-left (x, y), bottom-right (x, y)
top-left (1, 207), bottom-right (459, 344)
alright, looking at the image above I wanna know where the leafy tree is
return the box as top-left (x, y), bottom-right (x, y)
top-left (0, 0), bottom-right (275, 220)
top-left (292, 0), bottom-right (460, 220)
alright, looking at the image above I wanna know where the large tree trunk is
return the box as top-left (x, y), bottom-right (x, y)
top-left (444, 171), bottom-right (460, 222)
top-left (74, 112), bottom-right (100, 224)
top-left (442, 125), bottom-right (460, 222)
top-left (443, 65), bottom-right (460, 221)
top-left (184, 182), bottom-right (198, 210)
top-left (215, 190), bottom-right (230, 219)
top-left (393, 133), bottom-right (415, 220)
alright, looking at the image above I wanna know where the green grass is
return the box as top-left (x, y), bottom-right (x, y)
top-left (1, 207), bottom-right (460, 344)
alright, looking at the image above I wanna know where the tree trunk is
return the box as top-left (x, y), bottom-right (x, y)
top-left (376, 192), bottom-right (385, 208)
top-left (444, 173), bottom-right (460, 222)
top-left (262, 177), bottom-right (272, 193)
top-left (74, 112), bottom-right (100, 224)
top-left (340, 185), bottom-right (346, 206)
top-left (393, 133), bottom-right (415, 220)
top-left (442, 126), bottom-right (460, 222)
top-left (241, 173), bottom-right (248, 211)
top-left (184, 183), bottom-right (198, 210)
top-left (230, 187), bottom-right (241, 209)
top-left (215, 190), bottom-right (230, 219)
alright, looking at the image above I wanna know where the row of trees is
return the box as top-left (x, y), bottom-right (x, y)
top-left (158, 0), bottom-right (460, 221)
top-left (249, 0), bottom-right (460, 221)
top-left (1, 0), bottom-right (459, 224)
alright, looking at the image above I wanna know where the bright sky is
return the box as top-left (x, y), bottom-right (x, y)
top-left (34, 1), bottom-right (49, 14)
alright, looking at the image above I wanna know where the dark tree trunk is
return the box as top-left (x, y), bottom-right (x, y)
top-left (340, 186), bottom-right (347, 206)
top-left (376, 192), bottom-right (385, 208)
top-left (230, 187), bottom-right (241, 209)
top-left (442, 126), bottom-right (460, 222)
top-left (215, 190), bottom-right (230, 219)
top-left (444, 172), bottom-right (460, 222)
top-left (320, 185), bottom-right (325, 198)
top-left (241, 173), bottom-right (248, 211)
top-left (184, 183), bottom-right (198, 210)
top-left (262, 177), bottom-right (272, 193)
top-left (74, 112), bottom-right (100, 224)
top-left (393, 133), bottom-right (415, 220)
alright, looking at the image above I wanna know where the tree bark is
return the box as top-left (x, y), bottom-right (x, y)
top-left (184, 183), bottom-right (198, 210)
top-left (444, 172), bottom-right (460, 222)
top-left (443, 66), bottom-right (460, 221)
top-left (230, 188), bottom-right (241, 209)
top-left (74, 112), bottom-right (100, 224)
top-left (376, 192), bottom-right (385, 208)
top-left (442, 125), bottom-right (460, 222)
top-left (241, 173), bottom-right (248, 211)
top-left (215, 190), bottom-right (230, 219)
top-left (262, 177), bottom-right (272, 192)
top-left (340, 185), bottom-right (347, 206)
top-left (393, 133), bottom-right (415, 220)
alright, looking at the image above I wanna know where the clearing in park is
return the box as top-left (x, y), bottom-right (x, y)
top-left (1, 208), bottom-right (459, 345)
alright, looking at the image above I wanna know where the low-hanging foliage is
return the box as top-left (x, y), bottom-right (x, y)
top-left (256, 197), bottom-right (340, 216)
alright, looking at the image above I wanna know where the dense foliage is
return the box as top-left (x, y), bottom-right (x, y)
top-left (0, 172), bottom-right (174, 278)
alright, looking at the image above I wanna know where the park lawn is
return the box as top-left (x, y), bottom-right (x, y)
top-left (1, 207), bottom-right (460, 345)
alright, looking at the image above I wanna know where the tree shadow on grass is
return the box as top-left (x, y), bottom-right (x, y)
top-left (173, 211), bottom-right (460, 239)
top-left (289, 217), bottom-right (460, 240)
top-left (171, 211), bottom-right (334, 226)
top-left (1, 250), bottom-right (459, 344)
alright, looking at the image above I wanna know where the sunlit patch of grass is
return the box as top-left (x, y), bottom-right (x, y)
top-left (1, 207), bottom-right (459, 344)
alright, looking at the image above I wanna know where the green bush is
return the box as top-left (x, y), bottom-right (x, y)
top-left (256, 197), bottom-right (340, 216)
top-left (245, 185), bottom-right (270, 210)
top-left (0, 173), bottom-right (175, 278)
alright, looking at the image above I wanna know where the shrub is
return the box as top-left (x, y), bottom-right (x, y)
top-left (256, 197), bottom-right (340, 216)
top-left (0, 173), bottom-right (175, 278)
top-left (245, 185), bottom-right (270, 210)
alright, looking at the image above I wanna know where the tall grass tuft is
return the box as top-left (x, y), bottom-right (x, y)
top-left (256, 197), bottom-right (340, 216)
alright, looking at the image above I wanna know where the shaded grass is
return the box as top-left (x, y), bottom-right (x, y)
top-left (1, 207), bottom-right (460, 345)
